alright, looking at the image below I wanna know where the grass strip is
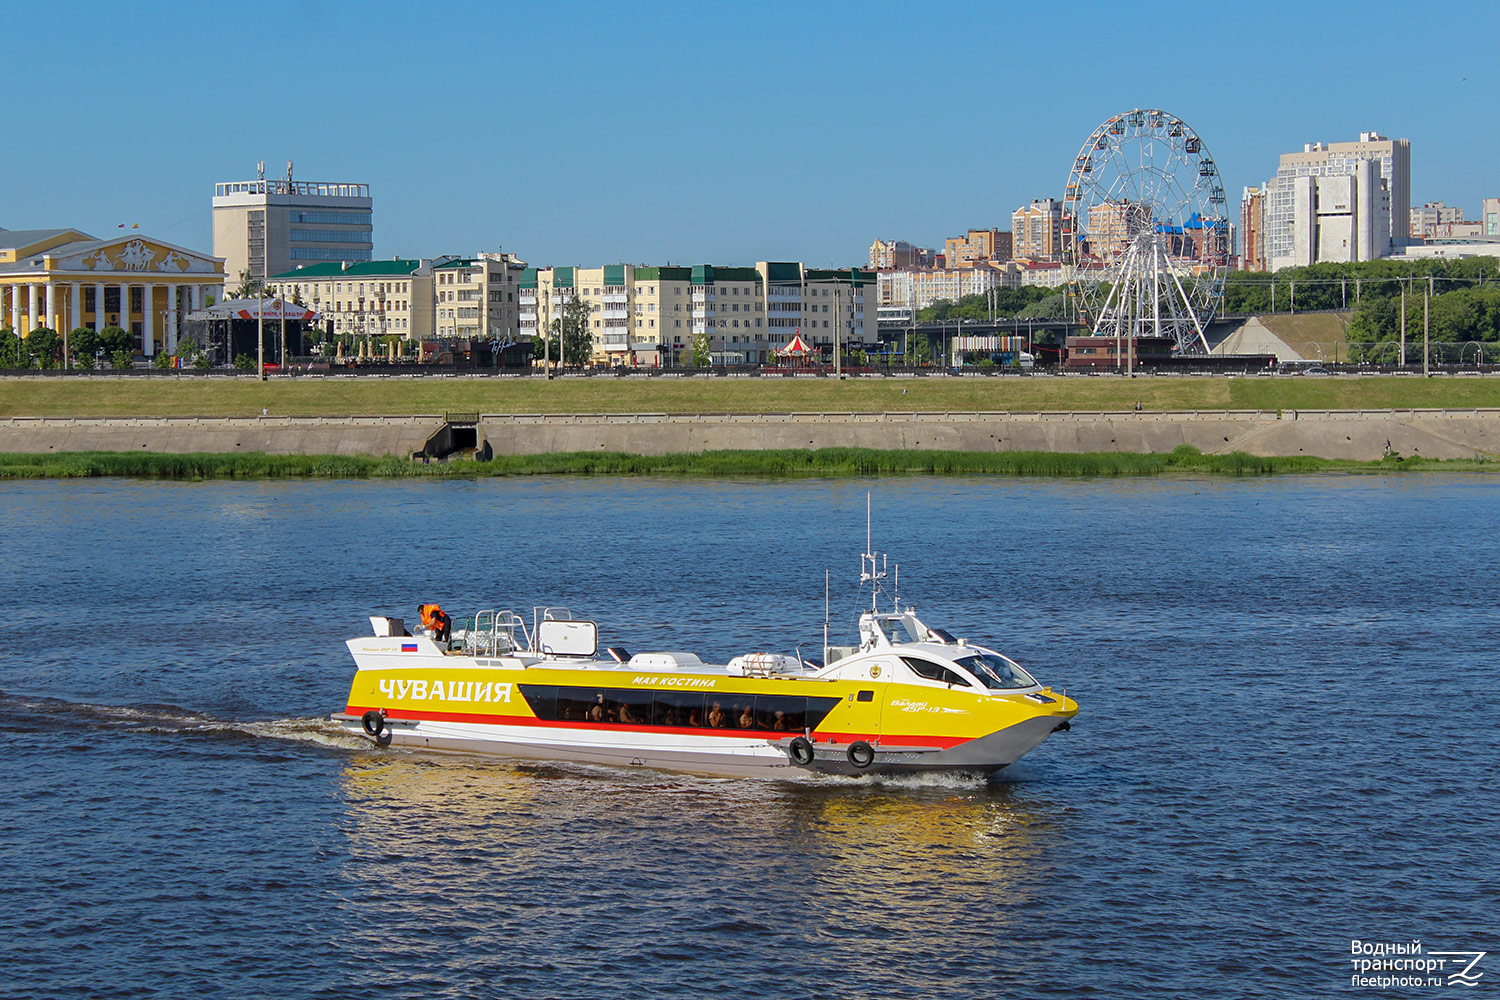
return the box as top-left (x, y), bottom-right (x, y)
top-left (6, 375), bottom-right (1500, 418)
top-left (0, 446), bottom-right (1488, 480)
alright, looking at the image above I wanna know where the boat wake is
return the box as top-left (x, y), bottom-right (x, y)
top-left (0, 690), bottom-right (369, 751)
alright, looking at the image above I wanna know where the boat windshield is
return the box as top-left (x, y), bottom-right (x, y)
top-left (953, 652), bottom-right (1037, 690)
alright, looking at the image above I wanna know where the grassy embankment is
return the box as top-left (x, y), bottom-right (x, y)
top-left (0, 446), bottom-right (1484, 480)
top-left (2, 377), bottom-right (1495, 479)
top-left (5, 375), bottom-right (1500, 417)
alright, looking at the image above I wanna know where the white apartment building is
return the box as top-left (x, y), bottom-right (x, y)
top-left (433, 252), bottom-right (525, 342)
top-left (1410, 201), bottom-right (1465, 239)
top-left (213, 165), bottom-right (371, 287)
top-left (1256, 132), bottom-right (1410, 269)
top-left (878, 266), bottom-right (1011, 312)
top-left (521, 262), bottom-right (874, 365)
top-left (1484, 198), bottom-right (1500, 237)
top-left (269, 258), bottom-right (436, 341)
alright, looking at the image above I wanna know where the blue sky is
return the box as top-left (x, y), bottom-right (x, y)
top-left (2, 0), bottom-right (1493, 267)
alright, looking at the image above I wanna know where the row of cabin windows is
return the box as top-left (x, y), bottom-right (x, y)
top-left (518, 686), bottom-right (840, 732)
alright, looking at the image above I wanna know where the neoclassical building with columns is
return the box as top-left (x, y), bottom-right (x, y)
top-left (0, 227), bottom-right (224, 356)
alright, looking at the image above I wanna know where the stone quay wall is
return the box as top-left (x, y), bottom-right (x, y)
top-left (3, 410), bottom-right (1499, 462)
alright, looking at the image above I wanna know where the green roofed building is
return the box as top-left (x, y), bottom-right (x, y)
top-left (269, 257), bottom-right (442, 341)
top-left (432, 251), bottom-right (526, 343)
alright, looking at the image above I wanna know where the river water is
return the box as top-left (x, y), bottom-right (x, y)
top-left (1, 475), bottom-right (1495, 998)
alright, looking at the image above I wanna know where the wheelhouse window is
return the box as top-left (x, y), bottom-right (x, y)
top-left (953, 653), bottom-right (1038, 690)
top-left (900, 656), bottom-right (972, 688)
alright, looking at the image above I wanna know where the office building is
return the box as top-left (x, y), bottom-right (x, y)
top-left (1253, 132), bottom-right (1410, 269)
top-left (213, 164), bottom-right (372, 287)
top-left (0, 226), bottom-right (224, 355)
top-left (1481, 198), bottom-right (1499, 237)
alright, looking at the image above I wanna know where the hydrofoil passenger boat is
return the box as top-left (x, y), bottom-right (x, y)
top-left (333, 537), bottom-right (1078, 778)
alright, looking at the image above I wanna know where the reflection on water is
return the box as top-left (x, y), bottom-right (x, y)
top-left (334, 754), bottom-right (1065, 987)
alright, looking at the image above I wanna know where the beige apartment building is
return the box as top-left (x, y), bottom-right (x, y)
top-left (868, 239), bottom-right (935, 270)
top-left (270, 259), bottom-right (437, 341)
top-left (433, 252), bottom-right (525, 342)
top-left (521, 262), bottom-right (874, 365)
top-left (1011, 199), bottom-right (1068, 260)
top-left (943, 228), bottom-right (1012, 268)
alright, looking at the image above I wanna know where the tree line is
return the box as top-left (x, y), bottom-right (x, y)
top-left (0, 325), bottom-right (214, 370)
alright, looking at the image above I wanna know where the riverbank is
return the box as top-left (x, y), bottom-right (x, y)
top-left (5, 374), bottom-right (1500, 417)
top-left (0, 446), bottom-right (1486, 480)
top-left (7, 408), bottom-right (1499, 461)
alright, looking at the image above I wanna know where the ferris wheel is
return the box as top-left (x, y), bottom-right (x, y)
top-left (1062, 109), bottom-right (1229, 355)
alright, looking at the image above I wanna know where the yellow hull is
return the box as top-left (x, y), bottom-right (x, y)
top-left (339, 658), bottom-right (1078, 777)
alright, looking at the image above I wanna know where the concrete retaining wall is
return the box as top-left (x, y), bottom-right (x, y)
top-left (0, 416), bottom-right (443, 457)
top-left (478, 410), bottom-right (1500, 461)
top-left (3, 410), bottom-right (1500, 461)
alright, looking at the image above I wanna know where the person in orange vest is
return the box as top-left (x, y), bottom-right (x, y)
top-left (419, 603), bottom-right (451, 645)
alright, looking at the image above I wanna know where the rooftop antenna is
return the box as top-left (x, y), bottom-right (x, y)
top-left (859, 491), bottom-right (887, 610)
top-left (256, 160), bottom-right (265, 181)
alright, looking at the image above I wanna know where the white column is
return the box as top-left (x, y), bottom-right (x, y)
top-left (142, 285), bottom-right (155, 357)
top-left (190, 284), bottom-right (203, 311)
top-left (118, 282), bottom-right (130, 341)
top-left (28, 284), bottom-right (39, 333)
top-left (71, 283), bottom-right (82, 336)
top-left (166, 284), bottom-right (179, 353)
top-left (94, 283), bottom-right (106, 332)
top-left (45, 283), bottom-right (57, 331)
top-left (9, 287), bottom-right (18, 332)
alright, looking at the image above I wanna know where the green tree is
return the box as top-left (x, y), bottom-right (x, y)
top-left (549, 294), bottom-right (594, 366)
top-left (0, 328), bottom-right (22, 368)
top-left (69, 327), bottom-right (99, 366)
top-left (690, 332), bottom-right (712, 367)
top-left (111, 349), bottom-right (134, 371)
top-left (98, 325), bottom-right (133, 356)
top-left (530, 333), bottom-right (555, 367)
top-left (232, 269), bottom-right (263, 300)
top-left (193, 351), bottom-right (211, 370)
top-left (910, 332), bottom-right (932, 366)
top-left (24, 327), bottom-right (60, 369)
top-left (234, 353), bottom-right (256, 372)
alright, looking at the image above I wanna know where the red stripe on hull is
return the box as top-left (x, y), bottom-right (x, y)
top-left (345, 705), bottom-right (971, 749)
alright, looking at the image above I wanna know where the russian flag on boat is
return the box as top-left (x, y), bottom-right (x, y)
top-left (401, 642), bottom-right (419, 652)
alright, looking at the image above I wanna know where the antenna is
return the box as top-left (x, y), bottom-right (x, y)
top-left (822, 569), bottom-right (830, 668)
top-left (858, 490), bottom-right (887, 610)
top-left (256, 160), bottom-right (265, 180)
top-left (286, 160), bottom-right (294, 185)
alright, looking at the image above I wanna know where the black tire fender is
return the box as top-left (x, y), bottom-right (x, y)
top-left (847, 740), bottom-right (875, 769)
top-left (787, 736), bottom-right (815, 766)
top-left (361, 710), bottom-right (386, 738)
